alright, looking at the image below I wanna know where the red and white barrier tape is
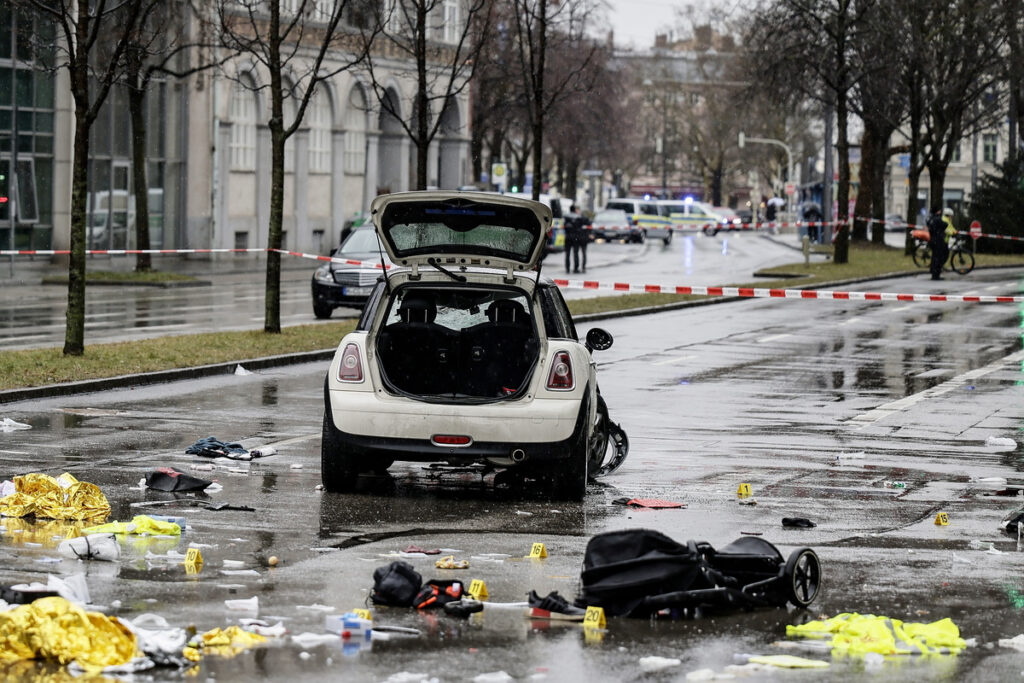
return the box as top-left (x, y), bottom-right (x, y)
top-left (550, 278), bottom-right (1024, 304)
top-left (0, 248), bottom-right (268, 256)
top-left (857, 215), bottom-right (1024, 242)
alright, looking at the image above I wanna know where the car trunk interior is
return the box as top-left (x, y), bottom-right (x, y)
top-left (375, 286), bottom-right (539, 400)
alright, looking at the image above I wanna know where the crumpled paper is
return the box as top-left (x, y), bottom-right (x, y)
top-left (0, 473), bottom-right (110, 522)
top-left (0, 596), bottom-right (139, 669)
top-left (82, 514), bottom-right (181, 536)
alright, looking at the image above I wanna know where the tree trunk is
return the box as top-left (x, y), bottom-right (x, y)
top-left (530, 0), bottom-right (547, 201)
top-left (414, 2), bottom-right (429, 190)
top-left (851, 127), bottom-right (874, 242)
top-left (927, 161), bottom-right (947, 214)
top-left (64, 106), bottom-right (90, 356)
top-left (906, 163), bottom-right (922, 255)
top-left (265, 3), bottom-right (284, 334)
top-left (564, 156), bottom-right (578, 202)
top-left (711, 155), bottom-right (724, 206)
top-left (870, 128), bottom-right (892, 244)
top-left (128, 73), bottom-right (152, 272)
top-left (833, 90), bottom-right (850, 263)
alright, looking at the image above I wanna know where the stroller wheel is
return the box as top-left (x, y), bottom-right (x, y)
top-left (784, 548), bottom-right (821, 608)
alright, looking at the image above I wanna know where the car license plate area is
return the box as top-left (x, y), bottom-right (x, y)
top-left (342, 286), bottom-right (371, 296)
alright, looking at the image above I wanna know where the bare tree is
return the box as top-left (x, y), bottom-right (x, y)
top-left (123, 1), bottom-right (228, 272)
top-left (213, 0), bottom-right (376, 333)
top-left (510, 0), bottom-right (598, 200)
top-left (745, 0), bottom-right (877, 264)
top-left (17, 0), bottom-right (150, 355)
top-left (358, 0), bottom-right (492, 190)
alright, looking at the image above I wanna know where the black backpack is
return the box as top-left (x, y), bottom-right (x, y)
top-left (370, 561), bottom-right (422, 607)
top-left (576, 529), bottom-right (702, 617)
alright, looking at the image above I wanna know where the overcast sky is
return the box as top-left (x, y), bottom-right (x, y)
top-left (605, 0), bottom-right (684, 50)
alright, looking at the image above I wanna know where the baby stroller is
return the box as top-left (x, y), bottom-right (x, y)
top-left (575, 529), bottom-right (821, 618)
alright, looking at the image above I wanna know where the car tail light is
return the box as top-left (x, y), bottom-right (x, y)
top-left (546, 351), bottom-right (575, 390)
top-left (432, 434), bottom-right (472, 447)
top-left (338, 343), bottom-right (363, 382)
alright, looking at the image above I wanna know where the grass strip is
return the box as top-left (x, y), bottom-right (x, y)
top-left (41, 270), bottom-right (200, 284)
top-left (0, 322), bottom-right (354, 391)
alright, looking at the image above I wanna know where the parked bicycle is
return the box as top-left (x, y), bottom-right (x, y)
top-left (910, 229), bottom-right (975, 275)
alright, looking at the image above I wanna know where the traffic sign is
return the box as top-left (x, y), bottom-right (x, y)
top-left (969, 220), bottom-right (981, 239)
top-left (784, 183), bottom-right (796, 196)
top-left (490, 162), bottom-right (507, 190)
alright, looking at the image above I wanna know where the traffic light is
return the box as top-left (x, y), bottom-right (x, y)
top-left (0, 172), bottom-right (8, 221)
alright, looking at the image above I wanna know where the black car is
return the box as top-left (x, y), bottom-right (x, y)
top-left (311, 226), bottom-right (391, 318)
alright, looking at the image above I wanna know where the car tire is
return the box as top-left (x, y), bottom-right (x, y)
top-left (550, 393), bottom-right (590, 501)
top-left (313, 301), bottom-right (333, 319)
top-left (321, 410), bottom-right (360, 492)
top-left (662, 230), bottom-right (673, 245)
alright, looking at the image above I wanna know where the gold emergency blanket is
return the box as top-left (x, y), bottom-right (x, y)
top-left (182, 626), bottom-right (267, 661)
top-left (83, 514), bottom-right (181, 536)
top-left (0, 597), bottom-right (138, 669)
top-left (0, 473), bottom-right (110, 522)
top-left (786, 612), bottom-right (966, 656)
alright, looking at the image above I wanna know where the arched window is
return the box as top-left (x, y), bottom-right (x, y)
top-left (229, 78), bottom-right (257, 171)
top-left (309, 90), bottom-right (333, 174)
top-left (344, 86), bottom-right (367, 175)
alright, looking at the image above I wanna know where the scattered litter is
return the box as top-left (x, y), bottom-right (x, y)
top-left (740, 531), bottom-right (763, 536)
top-left (268, 556), bottom-right (279, 566)
top-left (296, 603), bottom-right (335, 612)
top-left (315, 484), bottom-right (324, 491)
top-left (402, 545), bottom-right (441, 555)
top-left (312, 547), bottom-right (339, 552)
top-left (249, 446), bottom-right (276, 458)
top-left (639, 656), bottom-right (681, 673)
top-left (325, 612), bottom-right (372, 637)
top-left (0, 417), bottom-right (31, 432)
top-left (220, 569), bottom-right (261, 577)
top-left (0, 480), bottom-right (13, 497)
top-left (228, 467), bottom-right (250, 474)
top-left (84, 514), bottom-right (181, 536)
top-left (235, 365), bottom-right (253, 376)
top-left (145, 468), bottom-right (213, 493)
top-left (224, 596), bottom-right (259, 611)
top-left (743, 654), bottom-right (829, 669)
top-left (0, 596), bottom-right (135, 668)
top-left (612, 497), bottom-right (686, 509)
top-left (145, 549), bottom-right (188, 562)
top-left (222, 559), bottom-right (246, 568)
top-left (34, 557), bottom-right (62, 564)
top-left (191, 464), bottom-right (215, 472)
top-left (299, 651), bottom-right (312, 660)
top-left (290, 463), bottom-right (303, 470)
top-left (834, 451), bottom-right (866, 461)
top-left (239, 619), bottom-right (287, 638)
top-left (985, 436), bottom-right (1018, 450)
top-left (206, 482), bottom-right (224, 493)
top-left (0, 472), bottom-right (110, 521)
top-left (290, 632), bottom-right (341, 648)
top-left (1001, 507), bottom-right (1024, 536)
top-left (883, 481), bottom-right (909, 489)
top-left (435, 555), bottom-right (470, 569)
top-left (998, 634), bottom-right (1024, 651)
top-left (515, 510), bottom-right (534, 516)
top-left (987, 546), bottom-right (1003, 555)
top-left (951, 553), bottom-right (972, 564)
top-left (126, 613), bottom-right (188, 663)
top-left (184, 625), bottom-right (267, 660)
top-left (738, 498), bottom-right (758, 506)
top-left (787, 613), bottom-right (966, 655)
top-left (474, 672), bottom-right (514, 683)
top-left (58, 533), bottom-right (120, 561)
top-left (188, 542), bottom-right (214, 549)
top-left (782, 517), bottom-right (817, 528)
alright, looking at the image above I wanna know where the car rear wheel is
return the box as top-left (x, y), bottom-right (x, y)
top-left (313, 301), bottom-right (333, 319)
top-left (321, 411), bottom-right (360, 492)
top-left (549, 394), bottom-right (590, 501)
top-left (662, 230), bottom-right (673, 245)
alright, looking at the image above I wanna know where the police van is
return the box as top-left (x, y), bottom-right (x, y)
top-left (603, 198), bottom-right (673, 244)
top-left (656, 199), bottom-right (722, 233)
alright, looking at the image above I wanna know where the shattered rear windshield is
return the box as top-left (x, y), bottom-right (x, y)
top-left (379, 200), bottom-right (542, 261)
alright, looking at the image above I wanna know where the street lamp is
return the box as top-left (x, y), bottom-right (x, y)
top-left (738, 131), bottom-right (794, 217)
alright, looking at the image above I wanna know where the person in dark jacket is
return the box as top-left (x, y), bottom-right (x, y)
top-left (926, 207), bottom-right (948, 280)
top-left (564, 204), bottom-right (587, 273)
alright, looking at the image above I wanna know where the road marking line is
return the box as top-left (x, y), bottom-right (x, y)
top-left (850, 348), bottom-right (1024, 427)
top-left (653, 355), bottom-right (696, 366)
top-left (758, 333), bottom-right (791, 343)
top-left (983, 285), bottom-right (1002, 292)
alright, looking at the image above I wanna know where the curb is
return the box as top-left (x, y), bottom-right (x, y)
top-left (41, 279), bottom-right (213, 288)
top-left (0, 349), bottom-right (335, 405)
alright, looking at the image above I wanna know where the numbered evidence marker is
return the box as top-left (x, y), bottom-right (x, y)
top-left (184, 547), bottom-right (204, 573)
top-left (737, 483), bottom-right (752, 497)
top-left (582, 606), bottom-right (607, 629)
top-left (467, 579), bottom-right (489, 601)
top-left (528, 542), bottom-right (548, 559)
top-left (934, 512), bottom-right (950, 526)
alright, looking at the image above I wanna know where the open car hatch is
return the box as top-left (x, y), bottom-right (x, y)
top-left (370, 191), bottom-right (552, 271)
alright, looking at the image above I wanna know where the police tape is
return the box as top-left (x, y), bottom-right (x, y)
top-left (586, 220), bottom-right (840, 233)
top-left (549, 277), bottom-right (1024, 304)
top-left (0, 248), bottom-right (269, 256)
top-left (857, 215), bottom-right (1024, 242)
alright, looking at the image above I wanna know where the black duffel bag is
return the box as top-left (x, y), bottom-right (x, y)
top-left (370, 560), bottom-right (422, 607)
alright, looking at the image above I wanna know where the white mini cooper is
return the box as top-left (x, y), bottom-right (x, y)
top-left (321, 191), bottom-right (617, 500)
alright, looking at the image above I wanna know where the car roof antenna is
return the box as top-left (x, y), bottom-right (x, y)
top-left (375, 235), bottom-right (392, 296)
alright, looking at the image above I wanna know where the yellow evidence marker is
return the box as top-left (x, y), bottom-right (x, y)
top-left (737, 483), bottom-right (752, 497)
top-left (528, 542), bottom-right (548, 559)
top-left (934, 512), bottom-right (949, 526)
top-left (468, 579), bottom-right (489, 601)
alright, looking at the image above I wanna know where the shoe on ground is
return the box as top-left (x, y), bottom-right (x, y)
top-left (443, 599), bottom-right (484, 618)
top-left (931, 276), bottom-right (943, 280)
top-left (574, 268), bottom-right (580, 273)
top-left (526, 590), bottom-right (586, 621)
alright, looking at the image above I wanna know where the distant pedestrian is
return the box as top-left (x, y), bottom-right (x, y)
top-left (765, 197), bottom-right (778, 222)
top-left (926, 206), bottom-right (948, 280)
top-left (564, 204), bottom-right (587, 273)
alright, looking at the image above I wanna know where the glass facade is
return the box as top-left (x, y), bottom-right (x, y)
top-left (0, 6), bottom-right (55, 249)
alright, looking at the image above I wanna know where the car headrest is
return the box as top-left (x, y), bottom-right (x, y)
top-left (486, 299), bottom-right (527, 324)
top-left (398, 295), bottom-right (437, 323)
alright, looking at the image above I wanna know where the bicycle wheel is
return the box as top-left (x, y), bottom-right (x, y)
top-left (912, 244), bottom-right (932, 269)
top-left (948, 248), bottom-right (974, 275)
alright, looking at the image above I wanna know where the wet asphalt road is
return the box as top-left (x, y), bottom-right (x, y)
top-left (2, 265), bottom-right (1024, 680)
